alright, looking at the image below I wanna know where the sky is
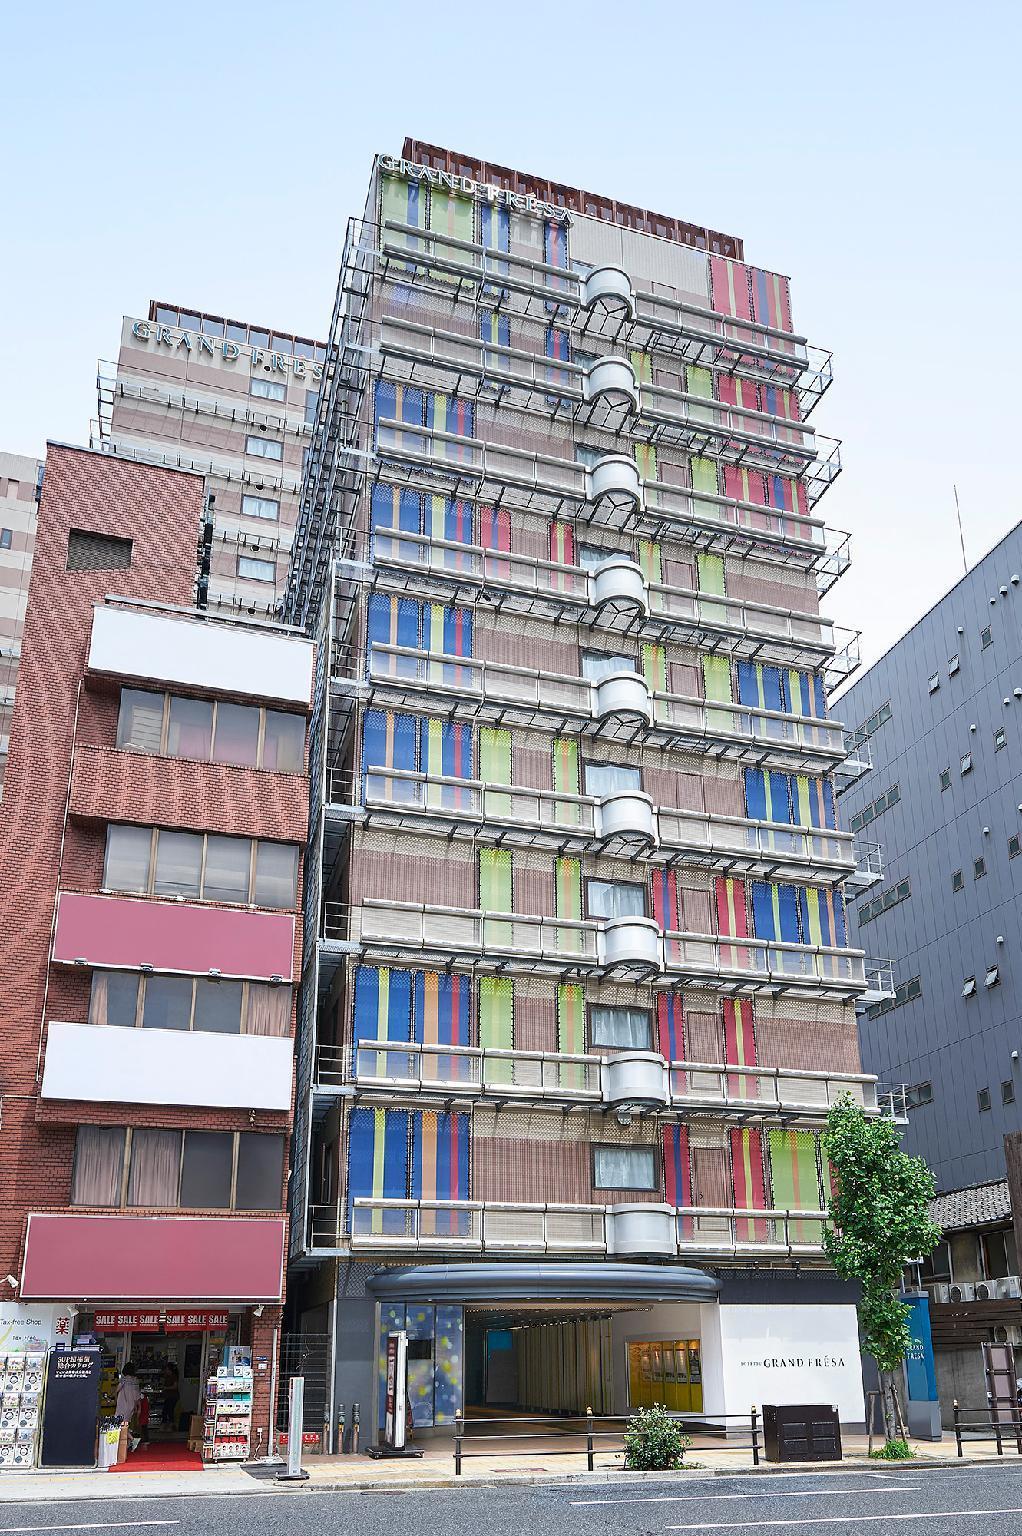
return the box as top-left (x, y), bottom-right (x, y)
top-left (3, 0), bottom-right (1020, 674)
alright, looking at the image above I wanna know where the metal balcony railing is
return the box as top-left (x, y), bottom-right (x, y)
top-left (667, 1060), bottom-right (879, 1115)
top-left (835, 731), bottom-right (873, 794)
top-left (846, 836), bottom-right (884, 893)
top-left (340, 764), bottom-right (856, 883)
top-left (324, 899), bottom-right (603, 970)
top-left (662, 930), bottom-right (867, 992)
top-left (861, 956), bottom-right (896, 1005)
top-left (304, 1197), bottom-right (828, 1256)
top-left (342, 1038), bottom-right (603, 1098)
top-left (367, 526), bottom-right (853, 671)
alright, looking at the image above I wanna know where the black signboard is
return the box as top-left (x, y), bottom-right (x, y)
top-left (40, 1346), bottom-right (102, 1467)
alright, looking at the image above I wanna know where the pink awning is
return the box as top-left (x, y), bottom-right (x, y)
top-left (21, 1214), bottom-right (285, 1301)
top-left (52, 891), bottom-right (295, 982)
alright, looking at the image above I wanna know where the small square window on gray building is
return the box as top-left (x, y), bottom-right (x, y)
top-left (978, 1086), bottom-right (991, 1111)
top-left (940, 768), bottom-right (952, 791)
top-left (994, 727), bottom-right (1007, 751)
top-left (927, 673), bottom-right (939, 694)
top-left (975, 857), bottom-right (987, 879)
top-left (963, 976), bottom-right (977, 997)
top-left (1003, 1080), bottom-right (1016, 1106)
top-left (952, 869), bottom-right (964, 892)
top-left (985, 965), bottom-right (1000, 988)
top-left (981, 626), bottom-right (993, 649)
top-left (948, 654), bottom-right (961, 675)
top-left (1010, 835), bottom-right (1021, 859)
top-left (961, 753), bottom-right (973, 775)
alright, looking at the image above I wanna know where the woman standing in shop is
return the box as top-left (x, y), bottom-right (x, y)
top-left (115, 1362), bottom-right (142, 1449)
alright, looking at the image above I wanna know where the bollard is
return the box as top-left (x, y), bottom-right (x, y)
top-left (953, 1400), bottom-right (963, 1458)
top-left (337, 1402), bottom-right (346, 1455)
top-left (455, 1410), bottom-right (463, 1476)
top-left (751, 1405), bottom-right (760, 1466)
top-left (276, 1376), bottom-right (310, 1482)
top-left (586, 1406), bottom-right (594, 1472)
top-left (352, 1401), bottom-right (360, 1455)
top-left (995, 1414), bottom-right (1004, 1457)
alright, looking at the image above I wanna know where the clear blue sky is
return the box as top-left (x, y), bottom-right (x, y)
top-left (3, 0), bottom-right (1020, 671)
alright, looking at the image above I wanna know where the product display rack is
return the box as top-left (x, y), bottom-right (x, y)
top-left (203, 1366), bottom-right (253, 1461)
top-left (0, 1352), bottom-right (45, 1470)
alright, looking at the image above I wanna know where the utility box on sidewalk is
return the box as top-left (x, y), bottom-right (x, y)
top-left (762, 1404), bottom-right (842, 1462)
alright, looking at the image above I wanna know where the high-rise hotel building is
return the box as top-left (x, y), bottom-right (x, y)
top-left (284, 141), bottom-right (893, 1438)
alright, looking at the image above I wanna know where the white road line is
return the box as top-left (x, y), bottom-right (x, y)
top-left (0, 1525), bottom-right (178, 1534)
top-left (573, 1484), bottom-right (915, 1507)
top-left (665, 1509), bottom-right (1022, 1530)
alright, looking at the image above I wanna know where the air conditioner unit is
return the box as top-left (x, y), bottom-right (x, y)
top-left (975, 1281), bottom-right (995, 1301)
top-left (997, 1276), bottom-right (1022, 1300)
top-left (949, 1283), bottom-right (976, 1303)
top-left (932, 1284), bottom-right (952, 1303)
top-left (993, 1324), bottom-right (1022, 1347)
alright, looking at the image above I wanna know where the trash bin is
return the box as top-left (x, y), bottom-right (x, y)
top-left (762, 1404), bottom-right (841, 1462)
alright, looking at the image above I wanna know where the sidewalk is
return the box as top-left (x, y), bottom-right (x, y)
top-left (0, 1432), bottom-right (1016, 1501)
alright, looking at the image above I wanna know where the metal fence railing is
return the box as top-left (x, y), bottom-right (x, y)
top-left (452, 1408), bottom-right (762, 1474)
top-left (953, 1400), bottom-right (1022, 1457)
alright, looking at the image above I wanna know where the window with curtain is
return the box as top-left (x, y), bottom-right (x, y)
top-left (254, 843), bottom-right (299, 908)
top-left (587, 880), bottom-right (647, 919)
top-left (89, 970), bottom-right (140, 1028)
top-left (203, 835), bottom-right (252, 905)
top-left (212, 702), bottom-right (260, 767)
top-left (102, 828), bottom-right (299, 908)
top-left (103, 825), bottom-right (152, 893)
top-left (167, 696), bottom-right (214, 759)
top-left (117, 689), bottom-right (164, 753)
top-left (594, 1145), bottom-right (658, 1190)
top-left (87, 972), bottom-right (289, 1036)
top-left (589, 1005), bottom-right (652, 1050)
top-left (71, 1126), bottom-right (125, 1205)
top-left (581, 652), bottom-right (637, 682)
top-left (127, 1129), bottom-right (181, 1207)
top-left (121, 689), bottom-right (304, 772)
top-left (584, 762), bottom-right (642, 796)
top-left (246, 983), bottom-right (291, 1036)
top-left (152, 831), bottom-right (203, 898)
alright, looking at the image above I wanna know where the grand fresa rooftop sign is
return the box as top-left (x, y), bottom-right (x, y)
top-left (378, 154), bottom-right (571, 225)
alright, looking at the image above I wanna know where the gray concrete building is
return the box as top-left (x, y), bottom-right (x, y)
top-left (0, 450), bottom-right (42, 795)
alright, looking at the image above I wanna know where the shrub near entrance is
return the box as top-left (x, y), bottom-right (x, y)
top-left (623, 1404), bottom-right (690, 1470)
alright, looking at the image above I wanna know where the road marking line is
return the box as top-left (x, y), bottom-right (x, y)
top-left (0, 1525), bottom-right (179, 1533)
top-left (665, 1509), bottom-right (1022, 1530)
top-left (573, 1485), bottom-right (913, 1506)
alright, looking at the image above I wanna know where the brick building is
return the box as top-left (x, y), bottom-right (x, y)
top-left (0, 449), bottom-right (42, 795)
top-left (0, 444), bottom-right (314, 1460)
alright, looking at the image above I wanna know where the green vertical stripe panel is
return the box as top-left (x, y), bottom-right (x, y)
top-left (557, 983), bottom-right (586, 1090)
top-left (552, 737), bottom-right (581, 829)
top-left (480, 727), bottom-right (512, 818)
top-left (768, 1129), bottom-right (823, 1244)
top-left (629, 350), bottom-right (653, 385)
top-left (642, 644), bottom-right (667, 692)
top-left (479, 848), bottom-right (512, 910)
top-left (690, 457), bottom-right (718, 497)
top-left (687, 366), bottom-right (713, 398)
top-left (639, 541), bottom-right (662, 584)
top-left (381, 176), bottom-right (420, 235)
top-left (701, 656), bottom-right (733, 704)
top-left (428, 189), bottom-right (474, 242)
top-left (696, 553), bottom-right (726, 596)
top-left (555, 857), bottom-right (582, 920)
top-left (480, 976), bottom-right (514, 1085)
top-left (634, 443), bottom-right (658, 481)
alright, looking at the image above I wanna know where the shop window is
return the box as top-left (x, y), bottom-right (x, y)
top-left (939, 768), bottom-right (952, 791)
top-left (593, 1145), bottom-right (658, 1191)
top-left (952, 870), bottom-right (964, 892)
top-left (589, 1005), bottom-right (652, 1050)
top-left (978, 1086), bottom-right (991, 1111)
top-left (587, 879), bottom-right (647, 919)
top-left (584, 762), bottom-right (642, 796)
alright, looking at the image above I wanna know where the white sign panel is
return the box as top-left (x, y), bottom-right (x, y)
top-left (0, 1303), bottom-right (74, 1352)
top-left (718, 1304), bottom-right (864, 1422)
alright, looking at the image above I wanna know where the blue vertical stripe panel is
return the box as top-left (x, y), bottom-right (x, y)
top-left (833, 889), bottom-right (847, 947)
top-left (346, 1106), bottom-right (376, 1229)
top-left (761, 666), bottom-right (784, 713)
top-left (480, 203), bottom-right (510, 252)
top-left (771, 772), bottom-right (794, 823)
top-left (813, 674), bottom-right (827, 718)
top-left (443, 607), bottom-right (473, 657)
top-left (353, 966), bottom-right (414, 1045)
top-left (737, 662), bottom-right (759, 709)
top-left (745, 768), bottom-right (767, 821)
top-left (822, 778), bottom-right (836, 829)
top-left (751, 881), bottom-right (776, 942)
top-left (373, 380), bottom-right (396, 427)
top-left (777, 884), bottom-right (800, 942)
top-left (770, 474), bottom-right (787, 509)
top-left (384, 1110), bottom-right (410, 1197)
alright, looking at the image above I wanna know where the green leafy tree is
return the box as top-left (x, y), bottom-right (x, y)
top-left (822, 1096), bottom-right (941, 1443)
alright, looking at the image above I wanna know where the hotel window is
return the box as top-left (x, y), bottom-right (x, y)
top-left (981, 626), bottom-right (993, 649)
top-left (117, 689), bottom-right (304, 773)
top-left (1010, 835), bottom-right (1021, 859)
top-left (961, 753), bottom-right (973, 775)
top-left (975, 857), bottom-right (986, 880)
top-left (89, 970), bottom-right (289, 1037)
top-left (586, 879), bottom-right (647, 919)
top-left (589, 1005), bottom-right (652, 1050)
top-left (963, 976), bottom-right (977, 998)
top-left (593, 1145), bottom-right (658, 1191)
top-left (103, 826), bottom-right (299, 909)
top-left (584, 762), bottom-right (642, 796)
top-left (906, 1081), bottom-right (933, 1108)
top-left (71, 1127), bottom-right (285, 1210)
top-left (178, 312), bottom-right (200, 332)
top-left (241, 494), bottom-right (280, 522)
top-left (986, 965), bottom-right (1000, 989)
top-left (270, 334), bottom-right (291, 355)
top-left (995, 727), bottom-right (1007, 751)
top-left (251, 378), bottom-right (286, 402)
top-left (978, 1086), bottom-right (991, 1111)
top-left (238, 555), bottom-right (275, 582)
top-left (0, 529), bottom-right (11, 550)
top-left (581, 651), bottom-right (637, 682)
top-left (245, 435), bottom-right (283, 460)
top-left (249, 330), bottom-right (270, 349)
top-left (948, 654), bottom-right (960, 676)
top-left (927, 673), bottom-right (939, 694)
top-left (225, 321), bottom-right (248, 344)
top-left (939, 768), bottom-right (952, 791)
top-left (952, 870), bottom-right (964, 892)
top-left (305, 390), bottom-right (319, 426)
top-left (200, 316), bottom-right (224, 338)
top-left (155, 306), bottom-right (178, 325)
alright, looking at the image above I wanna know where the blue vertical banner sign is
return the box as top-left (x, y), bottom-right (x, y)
top-left (903, 1293), bottom-right (938, 1402)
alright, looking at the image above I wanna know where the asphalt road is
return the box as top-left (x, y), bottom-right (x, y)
top-left (12, 1466), bottom-right (1022, 1535)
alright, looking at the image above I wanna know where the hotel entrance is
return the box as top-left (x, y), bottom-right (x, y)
top-left (627, 1338), bottom-right (703, 1412)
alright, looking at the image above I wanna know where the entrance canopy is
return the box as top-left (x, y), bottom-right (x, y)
top-left (367, 1261), bottom-right (719, 1306)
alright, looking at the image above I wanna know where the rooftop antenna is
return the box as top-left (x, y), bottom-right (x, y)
top-left (954, 483), bottom-right (968, 576)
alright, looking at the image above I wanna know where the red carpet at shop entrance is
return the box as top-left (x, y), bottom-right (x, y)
top-left (110, 1443), bottom-right (204, 1472)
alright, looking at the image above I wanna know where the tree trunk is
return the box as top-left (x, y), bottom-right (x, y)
top-left (879, 1370), bottom-right (898, 1441)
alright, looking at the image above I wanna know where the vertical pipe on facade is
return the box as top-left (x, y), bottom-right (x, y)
top-left (34, 673), bottom-right (84, 1087)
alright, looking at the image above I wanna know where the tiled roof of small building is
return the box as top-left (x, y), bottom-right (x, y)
top-left (931, 1179), bottom-right (1013, 1232)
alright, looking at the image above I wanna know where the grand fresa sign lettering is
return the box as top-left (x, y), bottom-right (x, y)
top-left (129, 320), bottom-right (324, 381)
top-left (740, 1354), bottom-right (847, 1370)
top-left (378, 154), bottom-right (571, 225)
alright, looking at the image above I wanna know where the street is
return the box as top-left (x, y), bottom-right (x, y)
top-left (12, 1467), bottom-right (1022, 1535)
